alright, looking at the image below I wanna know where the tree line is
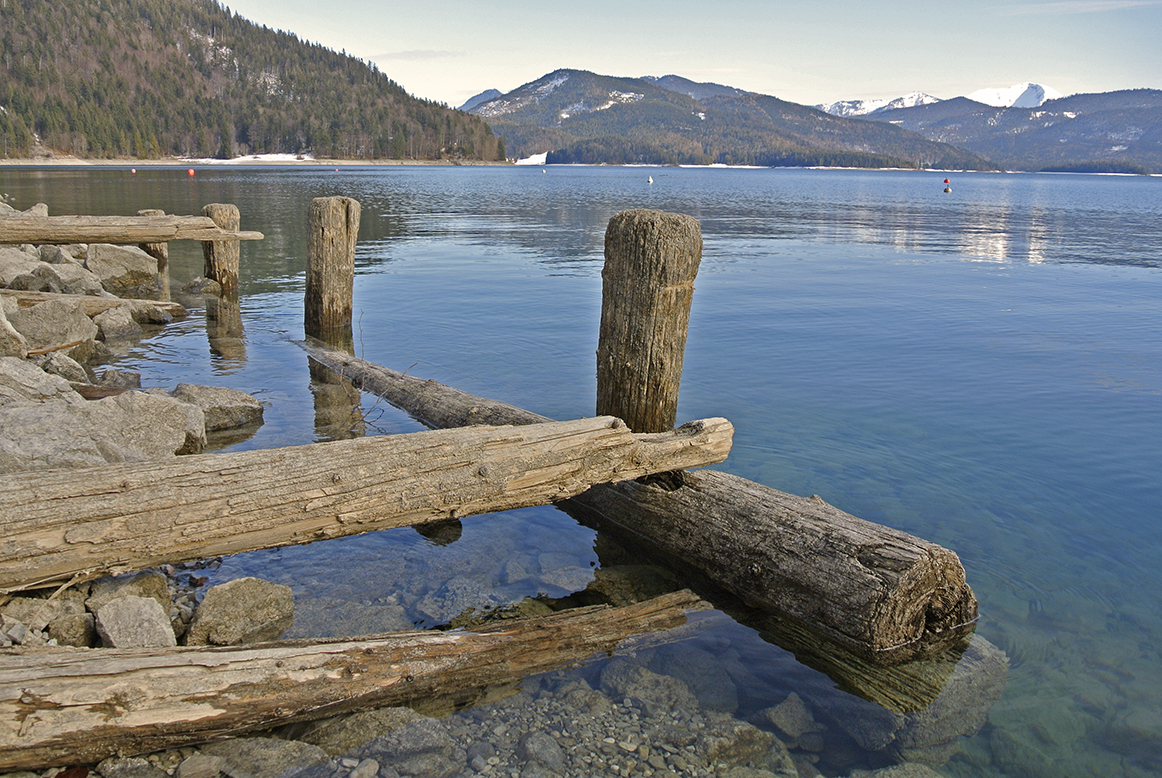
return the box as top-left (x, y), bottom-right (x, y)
top-left (0, 0), bottom-right (504, 161)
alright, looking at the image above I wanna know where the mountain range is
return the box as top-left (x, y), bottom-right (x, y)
top-left (465, 69), bottom-right (989, 170)
top-left (467, 74), bottom-right (1161, 173)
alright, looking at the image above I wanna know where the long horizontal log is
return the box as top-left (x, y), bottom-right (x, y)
top-left (0, 416), bottom-right (732, 593)
top-left (300, 343), bottom-right (977, 663)
top-left (0, 215), bottom-right (263, 244)
top-left (0, 289), bottom-right (187, 318)
top-left (0, 589), bottom-right (702, 772)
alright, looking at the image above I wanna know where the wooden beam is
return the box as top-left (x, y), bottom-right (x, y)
top-left (299, 342), bottom-right (977, 664)
top-left (0, 289), bottom-right (187, 318)
top-left (0, 590), bottom-right (702, 772)
top-left (0, 415), bottom-right (732, 593)
top-left (0, 215), bottom-right (263, 245)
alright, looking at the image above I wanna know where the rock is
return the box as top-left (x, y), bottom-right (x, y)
top-left (96, 367), bottom-right (142, 389)
top-left (0, 306), bottom-right (28, 358)
top-left (0, 389), bottom-right (198, 472)
top-left (757, 692), bottom-right (824, 740)
top-left (0, 245), bottom-right (41, 286)
top-left (649, 642), bottom-right (739, 713)
top-left (585, 564), bottom-right (682, 606)
top-left (0, 356), bottom-right (77, 406)
top-left (170, 382), bottom-right (264, 432)
top-left (175, 752), bottom-right (227, 778)
top-left (124, 298), bottom-right (174, 325)
top-left (50, 260), bottom-right (108, 295)
top-left (2, 595), bottom-right (64, 631)
top-left (850, 764), bottom-right (949, 778)
top-left (31, 351), bottom-right (91, 382)
top-left (48, 611), bottom-right (96, 647)
top-left (352, 718), bottom-right (460, 778)
top-left (183, 276), bottom-right (222, 296)
top-left (7, 264), bottom-right (67, 294)
top-left (185, 577), bottom-right (294, 646)
top-left (292, 706), bottom-right (427, 755)
top-left (142, 387), bottom-right (208, 454)
top-left (695, 711), bottom-right (775, 768)
top-left (84, 243), bottom-right (160, 299)
top-left (199, 737), bottom-right (329, 778)
top-left (94, 595), bottom-right (177, 648)
top-left (96, 756), bottom-right (171, 778)
top-left (93, 305), bottom-right (144, 341)
top-left (88, 570), bottom-right (172, 613)
top-left (518, 730), bottom-right (566, 775)
top-left (6, 298), bottom-right (98, 360)
top-left (598, 658), bottom-right (700, 717)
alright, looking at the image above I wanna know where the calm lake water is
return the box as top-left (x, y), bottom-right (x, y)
top-left (2, 165), bottom-right (1160, 777)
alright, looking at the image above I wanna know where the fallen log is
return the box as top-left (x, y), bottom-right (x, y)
top-left (300, 343), bottom-right (977, 663)
top-left (0, 214), bottom-right (263, 244)
top-left (0, 415), bottom-right (732, 593)
top-left (0, 589), bottom-right (703, 772)
top-left (0, 289), bottom-right (187, 318)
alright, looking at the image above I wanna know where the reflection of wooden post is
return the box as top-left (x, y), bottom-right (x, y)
top-left (137, 209), bottom-right (170, 301)
top-left (596, 209), bottom-right (702, 433)
top-left (207, 291), bottom-right (245, 363)
top-left (201, 203), bottom-right (240, 293)
top-left (305, 196), bottom-right (360, 338)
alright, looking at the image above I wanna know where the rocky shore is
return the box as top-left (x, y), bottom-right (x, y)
top-left (0, 200), bottom-right (996, 778)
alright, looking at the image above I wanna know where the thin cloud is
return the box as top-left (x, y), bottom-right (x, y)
top-left (371, 50), bottom-right (462, 61)
top-left (1000, 0), bottom-right (1162, 15)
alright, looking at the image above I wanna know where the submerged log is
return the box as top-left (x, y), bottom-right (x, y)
top-left (0, 215), bottom-right (263, 244)
top-left (299, 343), bottom-right (977, 663)
top-left (0, 416), bottom-right (732, 593)
top-left (0, 590), bottom-right (702, 772)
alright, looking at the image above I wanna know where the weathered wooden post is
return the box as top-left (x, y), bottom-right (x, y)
top-left (200, 203), bottom-right (240, 293)
top-left (304, 196), bottom-right (360, 339)
top-left (597, 209), bottom-right (702, 433)
top-left (137, 208), bottom-right (170, 301)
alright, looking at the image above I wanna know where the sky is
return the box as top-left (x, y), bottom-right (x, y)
top-left (220, 0), bottom-right (1162, 108)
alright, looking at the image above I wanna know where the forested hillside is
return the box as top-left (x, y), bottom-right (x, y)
top-left (0, 0), bottom-right (503, 161)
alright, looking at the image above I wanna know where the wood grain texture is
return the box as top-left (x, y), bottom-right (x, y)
top-left (0, 590), bottom-right (702, 771)
top-left (0, 215), bottom-right (263, 244)
top-left (0, 416), bottom-right (732, 593)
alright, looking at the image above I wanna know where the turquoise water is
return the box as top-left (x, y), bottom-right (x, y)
top-left (2, 165), bottom-right (1160, 776)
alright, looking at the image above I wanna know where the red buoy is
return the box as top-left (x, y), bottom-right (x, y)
top-left (188, 168), bottom-right (195, 177)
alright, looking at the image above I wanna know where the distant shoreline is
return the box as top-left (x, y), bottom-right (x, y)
top-left (0, 155), bottom-right (511, 167)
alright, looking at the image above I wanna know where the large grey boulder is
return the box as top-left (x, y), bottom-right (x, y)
top-left (185, 577), bottom-right (294, 646)
top-left (50, 260), bottom-right (108, 296)
top-left (7, 263), bottom-right (67, 294)
top-left (87, 570), bottom-right (172, 614)
top-left (30, 351), bottom-right (91, 383)
top-left (94, 595), bottom-right (176, 648)
top-left (84, 243), bottom-right (160, 299)
top-left (0, 356), bottom-right (77, 407)
top-left (170, 382), bottom-right (264, 432)
top-left (6, 298), bottom-right (98, 361)
top-left (93, 304), bottom-right (144, 341)
top-left (0, 389), bottom-right (199, 472)
top-left (0, 306), bottom-right (28, 358)
top-left (0, 246), bottom-right (41, 286)
top-left (200, 738), bottom-right (329, 778)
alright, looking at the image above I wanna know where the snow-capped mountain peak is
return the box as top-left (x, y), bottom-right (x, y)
top-left (816, 91), bottom-right (941, 117)
top-left (965, 82), bottom-right (1062, 108)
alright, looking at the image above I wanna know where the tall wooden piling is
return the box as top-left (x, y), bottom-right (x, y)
top-left (137, 208), bottom-right (170, 301)
top-left (597, 209), bottom-right (702, 433)
top-left (305, 196), bottom-right (361, 338)
top-left (200, 203), bottom-right (240, 293)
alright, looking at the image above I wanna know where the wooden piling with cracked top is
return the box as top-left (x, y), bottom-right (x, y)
top-left (597, 209), bottom-right (702, 433)
top-left (305, 196), bottom-right (361, 339)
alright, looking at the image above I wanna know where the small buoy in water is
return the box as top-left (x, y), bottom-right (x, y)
top-left (648, 175), bottom-right (654, 184)
top-left (130, 168), bottom-right (136, 174)
top-left (542, 169), bottom-right (546, 174)
top-left (187, 168), bottom-right (195, 177)
top-left (944, 187), bottom-right (952, 193)
top-left (944, 178), bottom-right (950, 184)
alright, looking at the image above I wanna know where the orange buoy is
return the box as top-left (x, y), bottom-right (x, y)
top-left (187, 168), bottom-right (195, 177)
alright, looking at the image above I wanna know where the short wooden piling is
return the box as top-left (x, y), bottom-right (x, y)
top-left (135, 209), bottom-right (169, 267)
top-left (200, 203), bottom-right (241, 293)
top-left (305, 196), bottom-right (361, 338)
top-left (597, 209), bottom-right (702, 433)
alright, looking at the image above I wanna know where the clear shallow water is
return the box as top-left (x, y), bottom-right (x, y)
top-left (2, 165), bottom-right (1160, 777)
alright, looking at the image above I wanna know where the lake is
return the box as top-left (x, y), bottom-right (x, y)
top-left (2, 164), bottom-right (1159, 778)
